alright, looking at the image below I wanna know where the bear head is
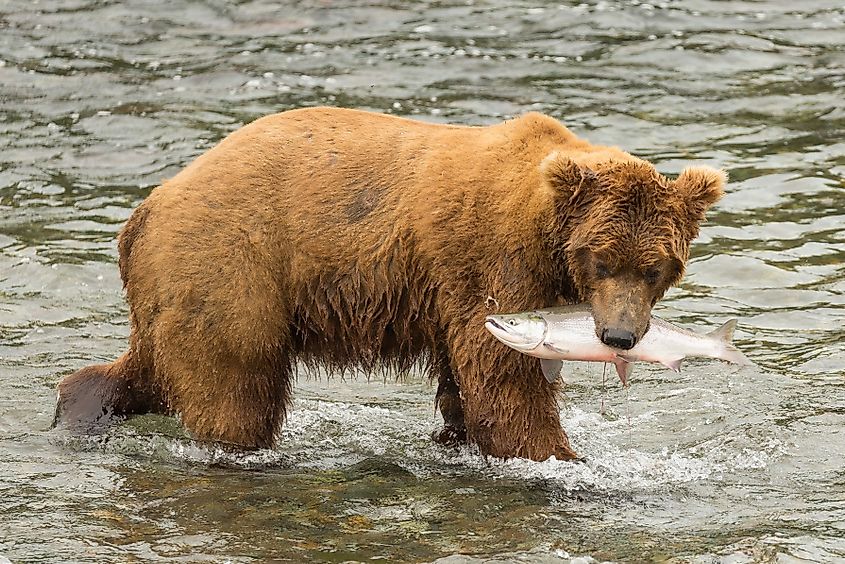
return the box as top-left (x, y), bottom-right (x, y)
top-left (541, 152), bottom-right (726, 350)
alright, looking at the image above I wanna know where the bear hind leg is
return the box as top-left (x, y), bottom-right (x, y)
top-left (161, 346), bottom-right (293, 450)
top-left (54, 353), bottom-right (159, 433)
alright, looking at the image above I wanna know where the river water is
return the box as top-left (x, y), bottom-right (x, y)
top-left (1, 1), bottom-right (843, 562)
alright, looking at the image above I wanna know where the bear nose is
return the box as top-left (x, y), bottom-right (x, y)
top-left (601, 328), bottom-right (637, 350)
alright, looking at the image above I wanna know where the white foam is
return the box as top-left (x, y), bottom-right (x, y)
top-left (55, 397), bottom-right (786, 491)
top-left (257, 399), bottom-right (785, 492)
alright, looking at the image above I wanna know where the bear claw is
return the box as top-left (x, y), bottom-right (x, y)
top-left (431, 426), bottom-right (467, 446)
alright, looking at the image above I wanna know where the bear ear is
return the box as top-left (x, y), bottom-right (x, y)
top-left (675, 166), bottom-right (727, 219)
top-left (540, 151), bottom-right (598, 206)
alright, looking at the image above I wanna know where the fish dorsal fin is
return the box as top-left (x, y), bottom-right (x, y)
top-left (708, 319), bottom-right (755, 367)
top-left (708, 319), bottom-right (737, 343)
top-left (540, 359), bottom-right (563, 384)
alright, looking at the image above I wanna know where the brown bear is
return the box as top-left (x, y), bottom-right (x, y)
top-left (55, 107), bottom-right (724, 461)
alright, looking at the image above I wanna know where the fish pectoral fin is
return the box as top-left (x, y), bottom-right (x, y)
top-left (544, 342), bottom-right (568, 355)
top-left (662, 357), bottom-right (684, 373)
top-left (540, 359), bottom-right (563, 384)
top-left (612, 358), bottom-right (633, 387)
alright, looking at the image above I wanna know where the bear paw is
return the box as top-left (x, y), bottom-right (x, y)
top-left (431, 425), bottom-right (467, 447)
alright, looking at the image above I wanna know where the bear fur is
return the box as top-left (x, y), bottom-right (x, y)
top-left (55, 107), bottom-right (725, 461)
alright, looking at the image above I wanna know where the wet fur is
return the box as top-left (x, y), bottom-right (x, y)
top-left (55, 107), bottom-right (724, 460)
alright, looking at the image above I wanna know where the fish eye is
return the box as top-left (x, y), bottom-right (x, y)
top-left (507, 319), bottom-right (516, 326)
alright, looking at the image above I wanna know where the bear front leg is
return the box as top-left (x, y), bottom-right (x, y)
top-left (449, 324), bottom-right (580, 461)
top-left (431, 350), bottom-right (466, 446)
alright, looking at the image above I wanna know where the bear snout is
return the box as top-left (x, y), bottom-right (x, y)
top-left (600, 328), bottom-right (637, 350)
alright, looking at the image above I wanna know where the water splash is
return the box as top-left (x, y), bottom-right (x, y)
top-left (52, 397), bottom-right (787, 495)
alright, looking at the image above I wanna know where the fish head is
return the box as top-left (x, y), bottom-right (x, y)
top-left (544, 161), bottom-right (725, 351)
top-left (484, 312), bottom-right (547, 352)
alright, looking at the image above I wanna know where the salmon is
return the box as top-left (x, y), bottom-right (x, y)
top-left (484, 304), bottom-right (752, 386)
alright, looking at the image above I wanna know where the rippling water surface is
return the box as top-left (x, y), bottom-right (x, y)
top-left (1, 1), bottom-right (844, 562)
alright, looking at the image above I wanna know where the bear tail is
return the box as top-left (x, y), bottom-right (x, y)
top-left (53, 353), bottom-right (155, 433)
top-left (117, 203), bottom-right (150, 287)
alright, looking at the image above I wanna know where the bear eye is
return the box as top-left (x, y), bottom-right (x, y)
top-left (644, 267), bottom-right (661, 285)
top-left (595, 262), bottom-right (611, 279)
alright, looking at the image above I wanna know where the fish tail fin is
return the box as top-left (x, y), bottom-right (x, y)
top-left (709, 319), bottom-right (754, 366)
top-left (721, 344), bottom-right (754, 366)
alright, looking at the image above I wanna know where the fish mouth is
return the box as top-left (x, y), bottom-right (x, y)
top-left (484, 316), bottom-right (541, 351)
top-left (484, 316), bottom-right (506, 333)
